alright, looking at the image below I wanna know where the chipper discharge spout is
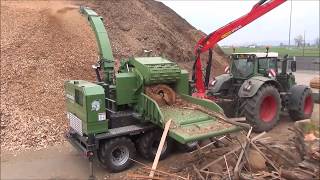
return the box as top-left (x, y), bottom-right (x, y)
top-left (64, 6), bottom-right (246, 173)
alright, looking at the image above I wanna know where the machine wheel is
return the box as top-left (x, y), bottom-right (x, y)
top-left (244, 84), bottom-right (281, 133)
top-left (288, 87), bottom-right (314, 121)
top-left (98, 137), bottom-right (136, 172)
top-left (176, 141), bottom-right (199, 152)
top-left (137, 130), bottom-right (172, 161)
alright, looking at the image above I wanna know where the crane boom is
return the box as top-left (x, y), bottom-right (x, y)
top-left (193, 0), bottom-right (286, 97)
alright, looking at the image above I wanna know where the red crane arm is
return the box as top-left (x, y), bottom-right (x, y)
top-left (193, 0), bottom-right (286, 97)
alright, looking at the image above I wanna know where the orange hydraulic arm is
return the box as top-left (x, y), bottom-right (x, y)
top-left (193, 0), bottom-right (286, 97)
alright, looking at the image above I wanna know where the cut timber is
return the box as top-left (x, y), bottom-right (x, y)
top-left (234, 127), bottom-right (252, 180)
top-left (310, 76), bottom-right (320, 89)
top-left (247, 149), bottom-right (267, 172)
top-left (250, 142), bottom-right (280, 173)
top-left (149, 119), bottom-right (172, 178)
top-left (193, 165), bottom-right (205, 180)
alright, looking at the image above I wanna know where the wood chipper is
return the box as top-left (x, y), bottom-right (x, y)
top-left (64, 7), bottom-right (246, 174)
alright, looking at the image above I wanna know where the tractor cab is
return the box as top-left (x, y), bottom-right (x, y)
top-left (229, 52), bottom-right (279, 79)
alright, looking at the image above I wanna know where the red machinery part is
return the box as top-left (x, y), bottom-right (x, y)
top-left (260, 95), bottom-right (278, 122)
top-left (193, 0), bottom-right (286, 96)
top-left (304, 95), bottom-right (313, 115)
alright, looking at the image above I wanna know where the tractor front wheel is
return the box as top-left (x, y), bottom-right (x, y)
top-left (98, 137), bottom-right (136, 172)
top-left (244, 85), bottom-right (281, 133)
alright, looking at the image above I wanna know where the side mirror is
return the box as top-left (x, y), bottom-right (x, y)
top-left (291, 60), bottom-right (296, 72)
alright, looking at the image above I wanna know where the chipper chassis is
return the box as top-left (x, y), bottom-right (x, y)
top-left (64, 7), bottom-right (245, 175)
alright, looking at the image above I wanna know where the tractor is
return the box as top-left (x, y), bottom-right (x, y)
top-left (208, 51), bottom-right (314, 132)
top-left (188, 0), bottom-right (312, 133)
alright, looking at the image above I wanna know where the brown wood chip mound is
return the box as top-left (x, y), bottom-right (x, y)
top-left (1, 0), bottom-right (228, 152)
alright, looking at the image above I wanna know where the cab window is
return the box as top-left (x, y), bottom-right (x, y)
top-left (258, 58), bottom-right (277, 74)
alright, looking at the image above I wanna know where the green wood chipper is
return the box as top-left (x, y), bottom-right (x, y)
top-left (65, 7), bottom-right (245, 173)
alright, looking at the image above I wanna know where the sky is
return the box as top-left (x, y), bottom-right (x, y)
top-left (160, 0), bottom-right (320, 46)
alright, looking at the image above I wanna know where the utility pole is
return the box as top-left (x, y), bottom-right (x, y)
top-left (288, 0), bottom-right (293, 48)
top-left (302, 30), bottom-right (306, 56)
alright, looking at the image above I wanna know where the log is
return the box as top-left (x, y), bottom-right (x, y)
top-left (194, 106), bottom-right (251, 130)
top-left (224, 155), bottom-right (231, 180)
top-left (200, 146), bottom-right (241, 170)
top-left (234, 127), bottom-right (252, 180)
top-left (193, 165), bottom-right (205, 180)
top-left (281, 169), bottom-right (314, 180)
top-left (250, 142), bottom-right (280, 173)
top-left (310, 76), bottom-right (320, 89)
top-left (149, 119), bottom-right (172, 178)
top-left (256, 141), bottom-right (296, 166)
top-left (199, 170), bottom-right (223, 176)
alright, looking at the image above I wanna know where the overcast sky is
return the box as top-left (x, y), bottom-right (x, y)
top-left (160, 0), bottom-right (320, 46)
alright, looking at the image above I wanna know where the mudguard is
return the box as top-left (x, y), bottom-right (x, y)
top-left (238, 76), bottom-right (281, 98)
top-left (208, 74), bottom-right (232, 94)
top-left (288, 85), bottom-right (310, 110)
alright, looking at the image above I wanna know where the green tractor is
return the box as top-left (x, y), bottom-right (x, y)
top-left (208, 51), bottom-right (314, 132)
top-left (64, 7), bottom-right (244, 174)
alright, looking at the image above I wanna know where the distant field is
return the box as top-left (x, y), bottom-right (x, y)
top-left (222, 47), bottom-right (320, 57)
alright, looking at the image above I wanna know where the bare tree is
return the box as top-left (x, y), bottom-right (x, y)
top-left (294, 35), bottom-right (303, 47)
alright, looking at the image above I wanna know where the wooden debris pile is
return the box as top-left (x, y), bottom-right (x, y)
top-left (281, 119), bottom-right (320, 180)
top-left (126, 119), bottom-right (319, 180)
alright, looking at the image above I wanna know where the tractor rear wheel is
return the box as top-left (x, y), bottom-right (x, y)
top-left (244, 84), bottom-right (281, 133)
top-left (98, 137), bottom-right (136, 172)
top-left (288, 86), bottom-right (314, 121)
top-left (137, 130), bottom-right (172, 161)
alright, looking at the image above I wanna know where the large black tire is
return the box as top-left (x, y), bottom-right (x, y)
top-left (137, 130), bottom-right (172, 161)
top-left (288, 86), bottom-right (314, 121)
top-left (176, 141), bottom-right (198, 152)
top-left (244, 85), bottom-right (281, 133)
top-left (98, 137), bottom-right (136, 172)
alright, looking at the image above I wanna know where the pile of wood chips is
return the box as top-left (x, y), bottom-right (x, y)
top-left (1, 0), bottom-right (229, 153)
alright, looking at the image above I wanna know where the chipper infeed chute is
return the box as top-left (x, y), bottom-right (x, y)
top-left (139, 84), bottom-right (240, 144)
